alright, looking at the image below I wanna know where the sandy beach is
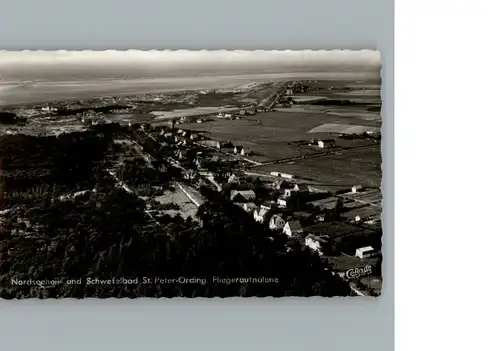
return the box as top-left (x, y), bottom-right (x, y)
top-left (0, 71), bottom-right (379, 106)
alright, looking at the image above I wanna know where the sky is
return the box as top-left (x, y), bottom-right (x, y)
top-left (0, 50), bottom-right (380, 81)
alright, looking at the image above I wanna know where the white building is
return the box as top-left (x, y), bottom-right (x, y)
top-left (293, 183), bottom-right (309, 194)
top-left (355, 246), bottom-right (376, 259)
top-left (254, 208), bottom-right (269, 223)
top-left (269, 214), bottom-right (286, 231)
top-left (283, 220), bottom-right (303, 237)
top-left (234, 146), bottom-right (246, 155)
top-left (277, 197), bottom-right (289, 208)
top-left (318, 140), bottom-right (335, 148)
top-left (270, 172), bottom-right (294, 179)
top-left (200, 140), bottom-right (221, 149)
top-left (352, 185), bottom-right (364, 193)
top-left (241, 203), bottom-right (258, 213)
top-left (305, 235), bottom-right (324, 255)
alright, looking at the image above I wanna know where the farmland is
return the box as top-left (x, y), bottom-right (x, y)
top-left (177, 109), bottom-right (380, 163)
top-left (251, 148), bottom-right (381, 193)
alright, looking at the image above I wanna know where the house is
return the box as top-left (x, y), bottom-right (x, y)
top-left (200, 140), bottom-right (221, 149)
top-left (305, 234), bottom-right (327, 255)
top-left (269, 214), bottom-right (286, 231)
top-left (228, 173), bottom-right (240, 183)
top-left (277, 197), bottom-right (289, 208)
top-left (190, 132), bottom-right (200, 140)
top-left (309, 139), bottom-right (335, 148)
top-left (273, 172), bottom-right (294, 180)
top-left (285, 88), bottom-right (294, 96)
top-left (308, 138), bottom-right (319, 146)
top-left (217, 112), bottom-right (232, 119)
top-left (234, 146), bottom-right (246, 155)
top-left (183, 169), bottom-right (197, 180)
top-left (283, 220), bottom-right (303, 237)
top-left (260, 201), bottom-right (277, 211)
top-left (355, 246), bottom-right (376, 259)
top-left (195, 156), bottom-right (211, 169)
top-left (316, 214), bottom-right (325, 222)
top-left (317, 140), bottom-right (335, 148)
top-left (273, 179), bottom-right (293, 190)
top-left (365, 217), bottom-right (381, 225)
top-left (230, 189), bottom-right (256, 203)
top-left (241, 202), bottom-right (258, 213)
top-left (254, 208), bottom-right (270, 223)
top-left (352, 185), bottom-right (364, 193)
top-left (175, 150), bottom-right (188, 160)
top-left (195, 158), bottom-right (204, 169)
top-left (182, 139), bottom-right (193, 147)
top-left (293, 183), bottom-right (310, 194)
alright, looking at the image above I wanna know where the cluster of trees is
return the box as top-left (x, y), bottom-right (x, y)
top-left (339, 132), bottom-right (381, 141)
top-left (0, 131), bottom-right (114, 204)
top-left (0, 112), bottom-right (26, 125)
top-left (118, 159), bottom-right (171, 188)
top-left (52, 105), bottom-right (131, 117)
top-left (0, 184), bottom-right (351, 298)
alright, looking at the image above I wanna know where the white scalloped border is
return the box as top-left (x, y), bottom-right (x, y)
top-left (0, 49), bottom-right (380, 66)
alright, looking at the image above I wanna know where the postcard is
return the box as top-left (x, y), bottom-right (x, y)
top-left (0, 50), bottom-right (382, 298)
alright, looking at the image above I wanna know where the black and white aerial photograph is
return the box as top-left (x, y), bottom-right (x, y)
top-left (0, 50), bottom-right (382, 298)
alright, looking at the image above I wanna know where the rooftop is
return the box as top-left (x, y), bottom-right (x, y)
top-left (286, 220), bottom-right (303, 231)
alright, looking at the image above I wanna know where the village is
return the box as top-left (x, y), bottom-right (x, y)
top-left (1, 78), bottom-right (382, 297)
top-left (119, 112), bottom-right (383, 296)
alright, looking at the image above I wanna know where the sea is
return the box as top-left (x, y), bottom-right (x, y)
top-left (0, 71), bottom-right (380, 107)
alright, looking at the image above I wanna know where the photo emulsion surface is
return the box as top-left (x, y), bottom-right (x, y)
top-left (0, 50), bottom-right (382, 298)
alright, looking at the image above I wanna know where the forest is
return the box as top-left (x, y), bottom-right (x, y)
top-left (0, 125), bottom-right (352, 298)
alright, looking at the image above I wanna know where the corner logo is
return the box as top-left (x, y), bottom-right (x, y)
top-left (345, 265), bottom-right (372, 280)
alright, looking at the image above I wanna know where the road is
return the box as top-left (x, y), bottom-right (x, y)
top-left (106, 168), bottom-right (168, 228)
top-left (134, 128), bottom-right (209, 205)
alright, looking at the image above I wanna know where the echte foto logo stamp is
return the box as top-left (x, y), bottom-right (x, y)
top-left (345, 265), bottom-right (373, 280)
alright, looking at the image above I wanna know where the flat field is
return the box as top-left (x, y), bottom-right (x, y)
top-left (176, 109), bottom-right (380, 163)
top-left (250, 146), bottom-right (381, 193)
